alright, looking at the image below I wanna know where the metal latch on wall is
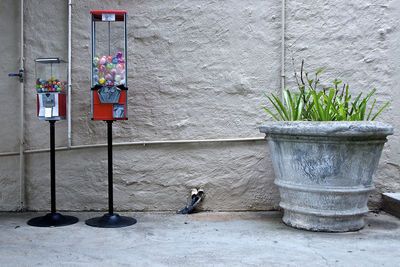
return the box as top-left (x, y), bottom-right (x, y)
top-left (8, 69), bottom-right (24, 82)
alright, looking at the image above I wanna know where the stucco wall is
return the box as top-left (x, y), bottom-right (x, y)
top-left (0, 0), bottom-right (21, 210)
top-left (0, 0), bottom-right (398, 211)
top-left (284, 0), bottom-right (400, 209)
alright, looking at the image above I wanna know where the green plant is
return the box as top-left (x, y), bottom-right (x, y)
top-left (262, 90), bottom-right (306, 121)
top-left (263, 61), bottom-right (389, 121)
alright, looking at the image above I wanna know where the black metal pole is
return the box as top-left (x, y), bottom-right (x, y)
top-left (85, 120), bottom-right (136, 228)
top-left (27, 119), bottom-right (78, 227)
top-left (107, 120), bottom-right (113, 215)
top-left (50, 120), bottom-right (56, 214)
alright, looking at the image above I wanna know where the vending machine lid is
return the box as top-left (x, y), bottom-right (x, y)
top-left (90, 10), bottom-right (127, 15)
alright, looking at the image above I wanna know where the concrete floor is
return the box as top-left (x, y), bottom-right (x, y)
top-left (0, 211), bottom-right (399, 266)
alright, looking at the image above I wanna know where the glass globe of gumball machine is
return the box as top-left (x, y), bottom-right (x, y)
top-left (86, 10), bottom-right (136, 228)
top-left (27, 58), bottom-right (78, 227)
top-left (91, 10), bottom-right (127, 121)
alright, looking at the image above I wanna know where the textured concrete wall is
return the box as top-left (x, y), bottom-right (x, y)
top-left (384, 0), bottom-right (400, 208)
top-left (69, 0), bottom-right (281, 212)
top-left (25, 142), bottom-right (276, 211)
top-left (70, 0), bottom-right (281, 145)
top-left (1, 0), bottom-right (281, 211)
top-left (284, 0), bottom-right (400, 209)
top-left (0, 0), bottom-right (399, 211)
top-left (24, 0), bottom-right (69, 149)
top-left (0, 0), bottom-right (22, 210)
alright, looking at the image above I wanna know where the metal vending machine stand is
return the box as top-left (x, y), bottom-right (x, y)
top-left (27, 58), bottom-right (78, 227)
top-left (86, 10), bottom-right (136, 228)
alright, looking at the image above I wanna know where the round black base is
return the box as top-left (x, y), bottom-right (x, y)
top-left (27, 213), bottom-right (79, 227)
top-left (85, 213), bottom-right (137, 228)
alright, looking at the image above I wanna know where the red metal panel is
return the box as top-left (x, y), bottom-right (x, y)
top-left (58, 93), bottom-right (66, 117)
top-left (92, 90), bottom-right (113, 120)
top-left (92, 90), bottom-right (127, 120)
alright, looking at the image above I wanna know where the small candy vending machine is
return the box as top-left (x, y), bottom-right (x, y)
top-left (28, 58), bottom-right (78, 227)
top-left (86, 10), bottom-right (136, 228)
top-left (91, 10), bottom-right (128, 120)
top-left (35, 58), bottom-right (67, 120)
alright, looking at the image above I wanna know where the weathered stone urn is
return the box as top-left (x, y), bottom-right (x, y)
top-left (259, 121), bottom-right (393, 232)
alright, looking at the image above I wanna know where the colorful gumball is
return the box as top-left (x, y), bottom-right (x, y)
top-left (105, 73), bottom-right (113, 81)
top-left (110, 68), bottom-right (117, 76)
top-left (106, 56), bottom-right (112, 63)
top-left (99, 77), bottom-right (106, 84)
top-left (99, 64), bottom-right (106, 72)
top-left (115, 75), bottom-right (121, 83)
top-left (116, 63), bottom-right (124, 71)
top-left (99, 56), bottom-right (106, 65)
top-left (116, 51), bottom-right (123, 58)
top-left (119, 57), bottom-right (125, 63)
top-left (112, 57), bottom-right (119, 64)
top-left (106, 63), bottom-right (114, 70)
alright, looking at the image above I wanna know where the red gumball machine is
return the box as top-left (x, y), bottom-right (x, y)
top-left (87, 10), bottom-right (136, 228)
top-left (35, 58), bottom-right (67, 120)
top-left (28, 58), bottom-right (79, 227)
top-left (90, 10), bottom-right (128, 120)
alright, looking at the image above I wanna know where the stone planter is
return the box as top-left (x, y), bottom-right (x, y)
top-left (259, 121), bottom-right (393, 232)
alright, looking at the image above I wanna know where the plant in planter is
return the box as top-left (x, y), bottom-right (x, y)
top-left (259, 61), bottom-right (393, 232)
